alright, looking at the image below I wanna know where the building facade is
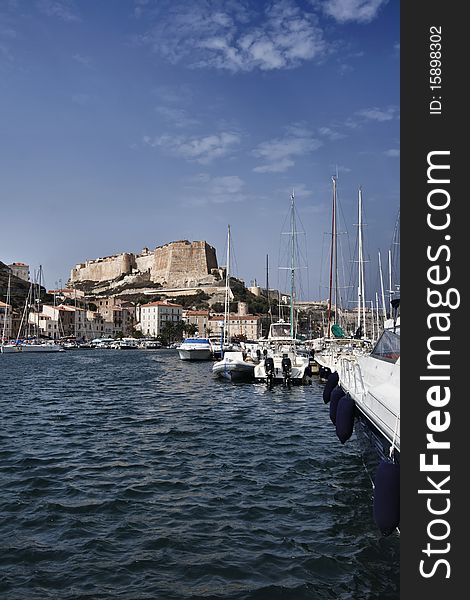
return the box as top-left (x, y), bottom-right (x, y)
top-left (139, 301), bottom-right (183, 337)
top-left (8, 262), bottom-right (29, 282)
top-left (209, 313), bottom-right (261, 340)
top-left (183, 310), bottom-right (210, 338)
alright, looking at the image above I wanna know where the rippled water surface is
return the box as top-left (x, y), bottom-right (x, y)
top-left (0, 350), bottom-right (399, 599)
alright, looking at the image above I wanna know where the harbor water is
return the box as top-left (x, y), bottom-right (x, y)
top-left (0, 350), bottom-right (399, 599)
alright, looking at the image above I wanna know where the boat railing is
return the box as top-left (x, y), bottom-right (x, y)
top-left (338, 356), bottom-right (367, 401)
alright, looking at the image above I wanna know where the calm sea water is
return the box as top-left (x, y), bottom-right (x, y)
top-left (0, 349), bottom-right (399, 599)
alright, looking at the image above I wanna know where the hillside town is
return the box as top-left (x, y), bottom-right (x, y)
top-left (1, 240), bottom-right (375, 347)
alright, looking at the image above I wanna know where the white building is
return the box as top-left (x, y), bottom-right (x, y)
top-left (139, 301), bottom-right (183, 337)
top-left (29, 304), bottom-right (115, 339)
top-left (209, 313), bottom-right (261, 341)
top-left (8, 262), bottom-right (29, 281)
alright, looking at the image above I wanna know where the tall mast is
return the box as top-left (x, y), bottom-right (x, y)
top-left (290, 191), bottom-right (295, 340)
top-left (388, 249), bottom-right (393, 316)
top-left (375, 291), bottom-right (380, 335)
top-left (266, 253), bottom-right (272, 325)
top-left (357, 188), bottom-right (366, 336)
top-left (378, 251), bottom-right (387, 319)
top-left (2, 273), bottom-right (11, 342)
top-left (223, 225), bottom-right (231, 345)
top-left (327, 176), bottom-right (336, 338)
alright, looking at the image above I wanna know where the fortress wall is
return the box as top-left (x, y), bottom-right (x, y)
top-left (70, 241), bottom-right (218, 287)
top-left (71, 253), bottom-right (134, 283)
top-left (166, 241), bottom-right (217, 280)
top-left (134, 253), bottom-right (154, 276)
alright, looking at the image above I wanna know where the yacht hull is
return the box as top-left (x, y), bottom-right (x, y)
top-left (178, 349), bottom-right (212, 361)
top-left (212, 355), bottom-right (255, 382)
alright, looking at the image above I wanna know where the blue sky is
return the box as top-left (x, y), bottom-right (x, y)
top-left (1, 0), bottom-right (399, 304)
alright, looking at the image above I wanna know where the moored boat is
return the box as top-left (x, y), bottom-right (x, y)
top-left (212, 350), bottom-right (256, 382)
top-left (177, 338), bottom-right (212, 361)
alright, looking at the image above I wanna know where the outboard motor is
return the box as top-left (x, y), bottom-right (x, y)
top-left (281, 354), bottom-right (292, 387)
top-left (264, 356), bottom-right (275, 388)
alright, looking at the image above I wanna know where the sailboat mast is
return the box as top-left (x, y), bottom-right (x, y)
top-left (327, 177), bottom-right (335, 338)
top-left (290, 191), bottom-right (295, 340)
top-left (360, 191), bottom-right (366, 337)
top-left (357, 187), bottom-right (367, 337)
top-left (2, 273), bottom-right (11, 342)
top-left (357, 189), bottom-right (362, 331)
top-left (223, 225), bottom-right (231, 346)
top-left (388, 249), bottom-right (393, 316)
top-left (378, 251), bottom-right (387, 319)
top-left (333, 178), bottom-right (339, 328)
top-left (266, 253), bottom-right (272, 325)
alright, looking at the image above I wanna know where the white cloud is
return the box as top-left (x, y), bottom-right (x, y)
top-left (155, 106), bottom-right (200, 129)
top-left (356, 106), bottom-right (398, 121)
top-left (37, 0), bottom-right (80, 22)
top-left (72, 53), bottom-right (92, 66)
top-left (136, 0), bottom-right (326, 72)
top-left (182, 173), bottom-right (247, 206)
top-left (318, 126), bottom-right (346, 141)
top-left (384, 148), bottom-right (399, 157)
top-left (321, 0), bottom-right (388, 24)
top-left (253, 126), bottom-right (322, 173)
top-left (143, 131), bottom-right (241, 164)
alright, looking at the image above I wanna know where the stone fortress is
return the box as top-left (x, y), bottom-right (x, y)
top-left (69, 240), bottom-right (222, 293)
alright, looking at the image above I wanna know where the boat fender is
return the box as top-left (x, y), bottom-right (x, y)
top-left (335, 393), bottom-right (355, 443)
top-left (373, 460), bottom-right (400, 535)
top-left (322, 371), bottom-right (339, 403)
top-left (329, 386), bottom-right (345, 425)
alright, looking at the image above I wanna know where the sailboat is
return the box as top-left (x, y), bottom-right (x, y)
top-left (253, 192), bottom-right (312, 385)
top-left (314, 183), bottom-right (370, 377)
top-left (1, 266), bottom-right (64, 353)
top-left (212, 226), bottom-right (256, 382)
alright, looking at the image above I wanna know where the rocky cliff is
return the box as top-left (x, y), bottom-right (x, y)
top-left (0, 261), bottom-right (47, 309)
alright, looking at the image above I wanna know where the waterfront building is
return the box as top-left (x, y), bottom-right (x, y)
top-left (29, 304), bottom-right (115, 340)
top-left (183, 310), bottom-right (210, 338)
top-left (209, 313), bottom-right (261, 341)
top-left (94, 297), bottom-right (136, 337)
top-left (139, 301), bottom-right (183, 337)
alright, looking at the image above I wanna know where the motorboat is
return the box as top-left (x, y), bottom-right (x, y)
top-left (254, 321), bottom-right (312, 385)
top-left (140, 339), bottom-right (162, 350)
top-left (212, 350), bottom-right (256, 382)
top-left (177, 338), bottom-right (212, 361)
top-left (111, 338), bottom-right (139, 349)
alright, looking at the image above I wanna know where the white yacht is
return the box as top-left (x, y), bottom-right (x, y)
top-left (1, 340), bottom-right (64, 353)
top-left (254, 321), bottom-right (312, 385)
top-left (177, 338), bottom-right (212, 361)
top-left (336, 326), bottom-right (400, 455)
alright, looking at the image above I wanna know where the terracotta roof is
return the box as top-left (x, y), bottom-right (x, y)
top-left (210, 314), bottom-right (260, 321)
top-left (185, 310), bottom-right (210, 316)
top-left (141, 301), bottom-right (182, 308)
